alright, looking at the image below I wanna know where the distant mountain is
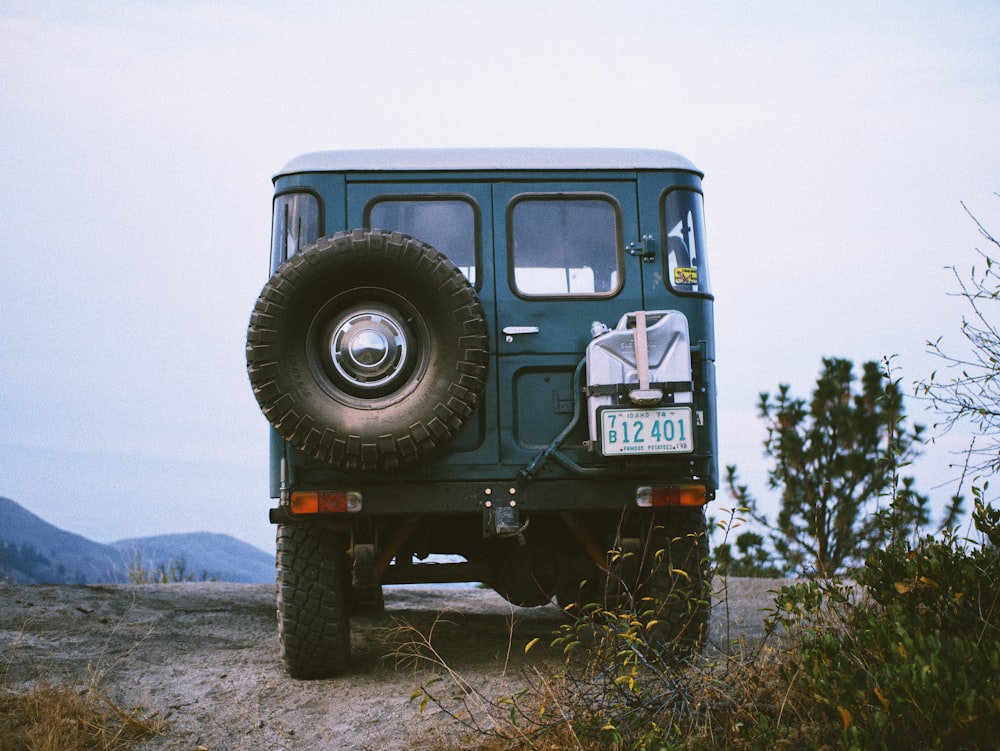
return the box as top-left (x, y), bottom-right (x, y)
top-left (111, 533), bottom-right (274, 584)
top-left (0, 496), bottom-right (273, 585)
top-left (0, 496), bottom-right (123, 583)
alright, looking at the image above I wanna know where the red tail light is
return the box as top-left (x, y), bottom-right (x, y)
top-left (290, 490), bottom-right (363, 514)
top-left (636, 484), bottom-right (707, 508)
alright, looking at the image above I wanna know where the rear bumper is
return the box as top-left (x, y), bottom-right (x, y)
top-left (269, 477), bottom-right (714, 523)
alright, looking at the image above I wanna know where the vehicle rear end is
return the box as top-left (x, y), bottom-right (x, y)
top-left (247, 149), bottom-right (717, 677)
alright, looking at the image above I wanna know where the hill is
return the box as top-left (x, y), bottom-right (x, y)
top-left (111, 532), bottom-right (274, 584)
top-left (0, 496), bottom-right (122, 583)
top-left (0, 496), bottom-right (273, 584)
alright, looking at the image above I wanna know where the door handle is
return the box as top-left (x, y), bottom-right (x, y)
top-left (502, 325), bottom-right (540, 342)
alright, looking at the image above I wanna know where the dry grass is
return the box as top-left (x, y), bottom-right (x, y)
top-left (1, 606), bottom-right (165, 751)
top-left (383, 578), bottom-right (844, 751)
top-left (381, 610), bottom-right (547, 746)
top-left (0, 682), bottom-right (164, 751)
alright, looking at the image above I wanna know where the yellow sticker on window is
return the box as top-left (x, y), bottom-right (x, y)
top-left (674, 267), bottom-right (698, 285)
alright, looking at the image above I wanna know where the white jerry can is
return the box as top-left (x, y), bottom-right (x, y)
top-left (585, 310), bottom-right (694, 452)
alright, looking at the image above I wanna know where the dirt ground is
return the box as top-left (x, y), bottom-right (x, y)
top-left (0, 579), bottom-right (783, 750)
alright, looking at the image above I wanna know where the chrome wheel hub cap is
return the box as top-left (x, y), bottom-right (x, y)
top-left (330, 311), bottom-right (408, 390)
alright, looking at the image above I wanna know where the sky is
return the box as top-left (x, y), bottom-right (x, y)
top-left (1, 1), bottom-right (998, 553)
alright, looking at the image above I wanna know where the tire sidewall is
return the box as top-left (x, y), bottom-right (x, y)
top-left (247, 230), bottom-right (489, 471)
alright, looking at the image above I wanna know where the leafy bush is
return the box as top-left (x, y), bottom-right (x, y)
top-left (400, 529), bottom-right (714, 751)
top-left (713, 529), bottom-right (784, 579)
top-left (402, 497), bottom-right (999, 751)
top-left (541, 597), bottom-right (708, 749)
top-left (722, 357), bottom-right (944, 578)
top-left (764, 497), bottom-right (1000, 750)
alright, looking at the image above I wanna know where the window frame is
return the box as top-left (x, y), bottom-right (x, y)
top-left (363, 193), bottom-right (483, 291)
top-left (659, 188), bottom-right (711, 298)
top-left (505, 192), bottom-right (625, 300)
top-left (270, 189), bottom-right (323, 272)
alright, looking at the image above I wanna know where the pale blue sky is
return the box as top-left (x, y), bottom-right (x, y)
top-left (1, 1), bottom-right (998, 552)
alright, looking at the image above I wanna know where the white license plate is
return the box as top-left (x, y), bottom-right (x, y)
top-left (599, 406), bottom-right (694, 456)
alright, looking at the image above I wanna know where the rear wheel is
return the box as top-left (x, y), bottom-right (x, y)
top-left (555, 538), bottom-right (639, 615)
top-left (556, 508), bottom-right (710, 652)
top-left (276, 523), bottom-right (351, 678)
top-left (637, 507), bottom-right (711, 651)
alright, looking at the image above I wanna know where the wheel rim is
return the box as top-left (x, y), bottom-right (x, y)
top-left (313, 298), bottom-right (422, 401)
top-left (330, 309), bottom-right (410, 391)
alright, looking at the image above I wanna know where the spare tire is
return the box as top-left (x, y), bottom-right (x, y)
top-left (246, 229), bottom-right (490, 472)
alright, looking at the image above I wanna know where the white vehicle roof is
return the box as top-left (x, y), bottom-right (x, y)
top-left (276, 148), bottom-right (700, 178)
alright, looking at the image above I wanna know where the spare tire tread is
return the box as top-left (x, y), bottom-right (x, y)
top-left (247, 229), bottom-right (489, 472)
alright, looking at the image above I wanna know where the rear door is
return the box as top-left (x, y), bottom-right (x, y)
top-left (346, 177), bottom-right (645, 473)
top-left (490, 181), bottom-right (643, 467)
top-left (346, 181), bottom-right (499, 465)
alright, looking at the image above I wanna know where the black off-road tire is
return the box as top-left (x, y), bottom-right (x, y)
top-left (246, 229), bottom-right (490, 472)
top-left (555, 538), bottom-right (640, 615)
top-left (276, 523), bottom-right (351, 679)
top-left (638, 506), bottom-right (711, 652)
top-left (555, 509), bottom-right (710, 653)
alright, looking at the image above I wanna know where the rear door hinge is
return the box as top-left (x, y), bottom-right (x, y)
top-left (626, 234), bottom-right (656, 262)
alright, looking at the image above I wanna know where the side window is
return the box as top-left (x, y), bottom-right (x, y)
top-left (366, 198), bottom-right (479, 285)
top-left (662, 190), bottom-right (711, 295)
top-left (508, 196), bottom-right (622, 297)
top-left (271, 192), bottom-right (320, 271)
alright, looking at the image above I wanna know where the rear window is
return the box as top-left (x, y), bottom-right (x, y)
top-left (662, 190), bottom-right (710, 295)
top-left (508, 196), bottom-right (622, 297)
top-left (366, 197), bottom-right (479, 285)
top-left (271, 192), bottom-right (320, 271)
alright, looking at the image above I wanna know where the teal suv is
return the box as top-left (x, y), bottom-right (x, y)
top-left (247, 149), bottom-right (719, 677)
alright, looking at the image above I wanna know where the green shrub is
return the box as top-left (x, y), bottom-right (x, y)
top-left (403, 499), bottom-right (999, 751)
top-left (544, 602), bottom-right (703, 749)
top-left (766, 499), bottom-right (1000, 750)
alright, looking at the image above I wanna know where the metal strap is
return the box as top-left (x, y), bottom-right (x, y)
top-left (634, 310), bottom-right (651, 391)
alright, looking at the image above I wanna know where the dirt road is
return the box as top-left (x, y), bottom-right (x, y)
top-left (0, 579), bottom-right (781, 750)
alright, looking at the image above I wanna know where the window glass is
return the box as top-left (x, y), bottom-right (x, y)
top-left (271, 192), bottom-right (320, 270)
top-left (509, 197), bottom-right (621, 296)
top-left (662, 190), bottom-right (710, 295)
top-left (368, 198), bottom-right (478, 284)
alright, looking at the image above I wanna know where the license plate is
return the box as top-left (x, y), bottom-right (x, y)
top-left (599, 406), bottom-right (694, 456)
